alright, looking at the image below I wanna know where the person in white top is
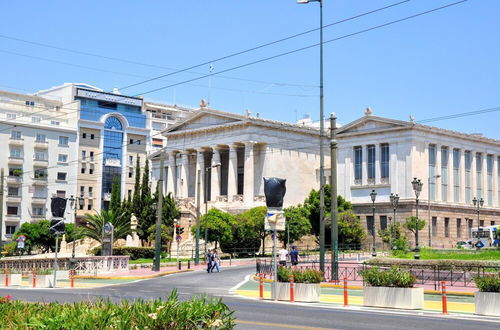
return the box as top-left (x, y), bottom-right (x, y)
top-left (278, 246), bottom-right (288, 266)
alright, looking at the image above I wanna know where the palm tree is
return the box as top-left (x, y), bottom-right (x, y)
top-left (80, 210), bottom-right (131, 243)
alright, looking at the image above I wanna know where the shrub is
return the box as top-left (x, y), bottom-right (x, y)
top-left (90, 246), bottom-right (156, 260)
top-left (0, 290), bottom-right (235, 329)
top-left (359, 266), bottom-right (416, 288)
top-left (277, 267), bottom-right (323, 284)
top-left (473, 274), bottom-right (500, 292)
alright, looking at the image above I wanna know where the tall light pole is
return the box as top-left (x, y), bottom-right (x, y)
top-left (330, 113), bottom-right (338, 282)
top-left (370, 190), bottom-right (377, 257)
top-left (411, 177), bottom-right (423, 259)
top-left (427, 174), bottom-right (440, 248)
top-left (297, 0), bottom-right (325, 273)
top-left (68, 195), bottom-right (79, 269)
top-left (472, 197), bottom-right (484, 247)
top-left (389, 193), bottom-right (399, 249)
top-left (204, 162), bottom-right (221, 255)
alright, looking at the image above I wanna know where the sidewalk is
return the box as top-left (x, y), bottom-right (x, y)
top-left (237, 277), bottom-right (478, 314)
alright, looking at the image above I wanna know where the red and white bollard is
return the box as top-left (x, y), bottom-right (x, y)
top-left (343, 276), bottom-right (348, 307)
top-left (4, 269), bottom-right (9, 287)
top-left (441, 281), bottom-right (448, 315)
top-left (32, 270), bottom-right (37, 288)
top-left (259, 273), bottom-right (264, 300)
top-left (70, 270), bottom-right (75, 288)
top-left (290, 274), bottom-right (295, 303)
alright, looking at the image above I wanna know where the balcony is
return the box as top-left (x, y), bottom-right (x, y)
top-left (8, 157), bottom-right (24, 165)
top-left (34, 140), bottom-right (49, 149)
top-left (32, 196), bottom-right (47, 204)
top-left (33, 159), bottom-right (49, 167)
top-left (6, 176), bottom-right (22, 184)
top-left (31, 214), bottom-right (46, 221)
top-left (6, 194), bottom-right (22, 203)
top-left (8, 138), bottom-right (24, 146)
top-left (32, 177), bottom-right (48, 186)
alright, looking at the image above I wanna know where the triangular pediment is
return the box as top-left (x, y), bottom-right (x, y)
top-left (338, 115), bottom-right (411, 135)
top-left (167, 110), bottom-right (246, 133)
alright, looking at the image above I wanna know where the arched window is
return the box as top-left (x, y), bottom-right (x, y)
top-left (104, 116), bottom-right (123, 130)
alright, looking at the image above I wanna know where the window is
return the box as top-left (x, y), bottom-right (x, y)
top-left (480, 220), bottom-right (484, 228)
top-left (9, 168), bottom-right (22, 177)
top-left (57, 172), bottom-right (67, 181)
top-left (366, 216), bottom-right (375, 236)
top-left (25, 100), bottom-right (34, 106)
top-left (491, 221), bottom-right (496, 226)
top-left (82, 133), bottom-right (87, 139)
top-left (128, 168), bottom-right (133, 178)
top-left (487, 155), bottom-right (493, 206)
top-left (32, 207), bottom-right (44, 216)
top-left (367, 145), bottom-right (375, 181)
top-left (89, 164), bottom-right (94, 175)
top-left (7, 206), bottom-right (18, 216)
top-left (98, 100), bottom-right (117, 110)
top-left (128, 190), bottom-right (132, 198)
top-left (381, 144), bottom-right (389, 179)
top-left (129, 139), bottom-right (134, 145)
top-left (90, 152), bottom-right (94, 162)
top-left (380, 216), bottom-right (387, 230)
top-left (59, 136), bottom-right (69, 146)
top-left (8, 186), bottom-right (19, 196)
top-left (34, 169), bottom-right (47, 179)
top-left (81, 163), bottom-right (86, 174)
top-left (80, 186), bottom-right (85, 197)
top-left (79, 201), bottom-right (84, 210)
top-left (465, 151), bottom-right (472, 203)
top-left (152, 121), bottom-right (166, 131)
top-left (32, 116), bottom-right (41, 123)
top-left (441, 147), bottom-right (448, 201)
top-left (88, 187), bottom-right (94, 198)
top-left (51, 121), bottom-right (60, 126)
top-left (444, 218), bottom-right (449, 238)
top-left (82, 150), bottom-right (86, 161)
top-left (56, 190), bottom-right (66, 198)
top-left (136, 139), bottom-right (141, 145)
top-left (6, 225), bottom-right (16, 236)
top-left (10, 148), bottom-right (21, 158)
top-left (58, 154), bottom-right (68, 163)
top-left (429, 144), bottom-right (437, 201)
top-left (35, 134), bottom-right (46, 143)
top-left (432, 217), bottom-right (437, 237)
top-left (476, 153), bottom-right (482, 199)
top-left (467, 219), bottom-right (473, 238)
top-left (453, 149), bottom-right (460, 202)
top-left (10, 131), bottom-right (21, 140)
top-left (354, 146), bottom-right (362, 181)
top-left (34, 151), bottom-right (48, 161)
top-left (7, 113), bottom-right (16, 120)
top-left (456, 218), bottom-right (462, 238)
top-left (87, 202), bottom-right (93, 211)
top-left (90, 134), bottom-right (95, 140)
top-left (129, 155), bottom-right (133, 165)
top-left (33, 186), bottom-right (46, 198)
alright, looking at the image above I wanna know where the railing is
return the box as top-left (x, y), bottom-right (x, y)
top-left (255, 259), bottom-right (500, 288)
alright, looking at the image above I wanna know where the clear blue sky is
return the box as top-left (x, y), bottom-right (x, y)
top-left (0, 0), bottom-right (498, 138)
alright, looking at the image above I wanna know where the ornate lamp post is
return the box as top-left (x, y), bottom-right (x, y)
top-left (370, 190), bottom-right (377, 257)
top-left (389, 193), bottom-right (399, 249)
top-left (411, 178), bottom-right (423, 259)
top-left (68, 195), bottom-right (80, 270)
top-left (472, 197), bottom-right (484, 247)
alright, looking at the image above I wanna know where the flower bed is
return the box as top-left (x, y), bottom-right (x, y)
top-left (473, 274), bottom-right (500, 316)
top-left (272, 267), bottom-right (322, 302)
top-left (0, 291), bottom-right (235, 329)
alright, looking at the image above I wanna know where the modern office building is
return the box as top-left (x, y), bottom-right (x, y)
top-left (36, 84), bottom-right (150, 219)
top-left (0, 90), bottom-right (78, 241)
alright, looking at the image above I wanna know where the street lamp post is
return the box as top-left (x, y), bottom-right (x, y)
top-left (297, 0), bottom-right (325, 273)
top-left (204, 162), bottom-right (221, 256)
top-left (370, 190), bottom-right (377, 257)
top-left (68, 195), bottom-right (79, 269)
top-left (389, 193), bottom-right (399, 250)
top-left (472, 197), bottom-right (484, 248)
top-left (427, 174), bottom-right (440, 248)
top-left (411, 178), bottom-right (423, 259)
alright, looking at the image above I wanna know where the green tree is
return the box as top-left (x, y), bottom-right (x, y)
top-left (136, 159), bottom-right (156, 243)
top-left (196, 209), bottom-right (235, 249)
top-left (404, 216), bottom-right (426, 249)
top-left (220, 213), bottom-right (261, 256)
top-left (109, 175), bottom-right (121, 214)
top-left (278, 205), bottom-right (311, 247)
top-left (12, 221), bottom-right (77, 254)
top-left (378, 222), bottom-right (404, 244)
top-left (80, 210), bottom-right (131, 243)
top-left (147, 224), bottom-right (171, 248)
top-left (238, 206), bottom-right (267, 255)
top-left (132, 154), bottom-right (142, 216)
top-left (334, 210), bottom-right (366, 248)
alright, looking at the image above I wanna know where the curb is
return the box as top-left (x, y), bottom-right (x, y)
top-left (75, 269), bottom-right (193, 280)
top-left (251, 275), bottom-right (475, 297)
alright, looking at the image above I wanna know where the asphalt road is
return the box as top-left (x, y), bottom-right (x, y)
top-left (1, 265), bottom-right (499, 330)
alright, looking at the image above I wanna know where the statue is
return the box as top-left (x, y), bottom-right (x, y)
top-left (126, 214), bottom-right (141, 247)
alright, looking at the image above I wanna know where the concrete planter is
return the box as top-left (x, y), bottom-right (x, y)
top-left (27, 274), bottom-right (54, 288)
top-left (271, 282), bottom-right (321, 302)
top-left (364, 287), bottom-right (424, 310)
top-left (0, 273), bottom-right (22, 286)
top-left (475, 292), bottom-right (500, 316)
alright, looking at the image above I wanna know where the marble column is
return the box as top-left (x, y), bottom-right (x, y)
top-left (493, 156), bottom-right (499, 207)
top-left (375, 143), bottom-right (381, 184)
top-left (482, 153), bottom-right (488, 203)
top-left (362, 145), bottom-right (368, 186)
top-left (243, 142), bottom-right (255, 205)
top-left (459, 149), bottom-right (465, 204)
top-left (166, 152), bottom-right (176, 196)
top-left (227, 144), bottom-right (238, 200)
top-left (435, 144), bottom-right (442, 201)
top-left (471, 152), bottom-right (477, 201)
top-left (180, 152), bottom-right (189, 198)
top-left (195, 150), bottom-right (205, 203)
top-left (448, 148), bottom-right (454, 202)
top-left (211, 148), bottom-right (221, 200)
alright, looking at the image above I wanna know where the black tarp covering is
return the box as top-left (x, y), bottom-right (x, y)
top-left (50, 197), bottom-right (67, 218)
top-left (263, 177), bottom-right (286, 208)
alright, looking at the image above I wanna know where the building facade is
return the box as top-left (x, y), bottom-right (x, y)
top-left (0, 90), bottom-right (78, 241)
top-left (336, 110), bottom-right (500, 248)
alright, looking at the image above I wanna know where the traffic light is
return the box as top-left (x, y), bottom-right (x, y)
top-left (179, 227), bottom-right (184, 235)
top-left (175, 224), bottom-right (180, 235)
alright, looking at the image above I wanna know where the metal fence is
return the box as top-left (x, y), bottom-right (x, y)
top-left (256, 259), bottom-right (500, 289)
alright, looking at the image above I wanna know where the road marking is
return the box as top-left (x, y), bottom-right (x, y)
top-left (236, 319), bottom-right (337, 330)
top-left (228, 274), bottom-right (251, 294)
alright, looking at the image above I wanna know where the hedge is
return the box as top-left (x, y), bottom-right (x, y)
top-left (360, 266), bottom-right (416, 288)
top-left (277, 267), bottom-right (323, 284)
top-left (90, 247), bottom-right (157, 260)
top-left (474, 274), bottom-right (500, 292)
top-left (364, 258), bottom-right (500, 269)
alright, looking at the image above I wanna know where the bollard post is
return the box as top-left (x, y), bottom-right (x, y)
top-left (70, 270), bottom-right (75, 288)
top-left (32, 270), bottom-right (37, 288)
top-left (343, 276), bottom-right (348, 306)
top-left (178, 261), bottom-right (181, 270)
top-left (357, 254), bottom-right (360, 262)
top-left (5, 269), bottom-right (9, 287)
top-left (441, 281), bottom-right (448, 315)
top-left (290, 274), bottom-right (295, 303)
top-left (259, 273), bottom-right (264, 300)
top-left (188, 260), bottom-right (191, 269)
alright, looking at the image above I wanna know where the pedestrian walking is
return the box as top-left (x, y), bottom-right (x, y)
top-left (210, 249), bottom-right (221, 272)
top-left (278, 246), bottom-right (288, 266)
top-left (290, 246), bottom-right (299, 266)
top-left (206, 250), bottom-right (213, 273)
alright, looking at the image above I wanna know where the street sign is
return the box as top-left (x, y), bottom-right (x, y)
top-left (17, 235), bottom-right (26, 242)
top-left (50, 219), bottom-right (65, 235)
top-left (176, 235), bottom-right (182, 242)
top-left (265, 209), bottom-right (285, 231)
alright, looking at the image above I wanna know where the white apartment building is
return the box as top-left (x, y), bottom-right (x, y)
top-left (0, 90), bottom-right (78, 242)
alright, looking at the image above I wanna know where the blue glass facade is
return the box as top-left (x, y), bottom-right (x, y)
top-left (102, 117), bottom-right (125, 210)
top-left (78, 98), bottom-right (146, 128)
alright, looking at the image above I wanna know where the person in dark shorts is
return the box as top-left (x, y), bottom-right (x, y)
top-left (290, 246), bottom-right (299, 266)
